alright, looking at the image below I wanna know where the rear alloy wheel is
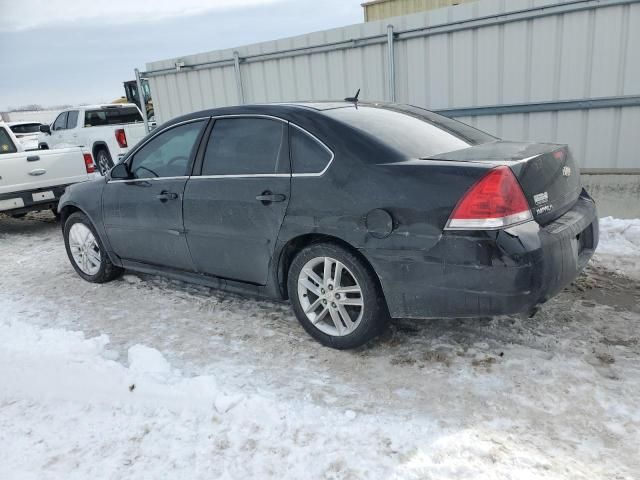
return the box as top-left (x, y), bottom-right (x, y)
top-left (95, 149), bottom-right (113, 176)
top-left (63, 212), bottom-right (122, 283)
top-left (288, 243), bottom-right (388, 349)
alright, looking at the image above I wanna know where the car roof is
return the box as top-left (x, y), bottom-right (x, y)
top-left (169, 101), bottom-right (399, 126)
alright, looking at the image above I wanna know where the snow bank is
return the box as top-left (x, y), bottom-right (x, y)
top-left (0, 318), bottom-right (437, 479)
top-left (595, 216), bottom-right (640, 280)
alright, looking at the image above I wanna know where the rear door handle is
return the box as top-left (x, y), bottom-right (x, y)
top-left (156, 191), bottom-right (179, 202)
top-left (27, 155), bottom-right (40, 162)
top-left (256, 191), bottom-right (286, 204)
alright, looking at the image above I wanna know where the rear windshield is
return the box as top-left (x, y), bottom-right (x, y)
top-left (324, 105), bottom-right (495, 158)
top-left (10, 123), bottom-right (41, 134)
top-left (84, 107), bottom-right (142, 127)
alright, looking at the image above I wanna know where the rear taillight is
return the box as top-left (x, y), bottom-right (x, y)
top-left (83, 153), bottom-right (96, 174)
top-left (445, 166), bottom-right (532, 230)
top-left (115, 128), bottom-right (127, 148)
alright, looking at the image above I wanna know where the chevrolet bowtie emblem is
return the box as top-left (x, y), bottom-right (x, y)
top-left (562, 166), bottom-right (571, 177)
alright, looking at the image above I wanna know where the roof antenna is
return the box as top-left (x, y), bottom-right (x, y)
top-left (344, 88), bottom-right (360, 103)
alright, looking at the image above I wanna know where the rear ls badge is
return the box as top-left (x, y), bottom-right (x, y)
top-left (562, 166), bottom-right (571, 177)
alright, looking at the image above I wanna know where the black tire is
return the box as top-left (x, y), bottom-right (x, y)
top-left (287, 242), bottom-right (389, 349)
top-left (95, 148), bottom-right (114, 176)
top-left (63, 212), bottom-right (123, 283)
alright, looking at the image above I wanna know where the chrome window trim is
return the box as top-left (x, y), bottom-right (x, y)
top-left (108, 113), bottom-right (336, 182)
top-left (108, 176), bottom-right (190, 184)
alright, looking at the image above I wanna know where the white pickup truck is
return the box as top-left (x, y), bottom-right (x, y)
top-left (38, 103), bottom-right (147, 175)
top-left (0, 122), bottom-right (99, 218)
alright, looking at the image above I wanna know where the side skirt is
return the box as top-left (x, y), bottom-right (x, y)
top-left (119, 259), bottom-right (286, 303)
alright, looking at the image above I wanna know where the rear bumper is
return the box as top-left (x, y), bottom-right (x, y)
top-left (0, 185), bottom-right (68, 215)
top-left (363, 191), bottom-right (598, 319)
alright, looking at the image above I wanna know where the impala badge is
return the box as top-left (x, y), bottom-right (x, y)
top-left (562, 166), bottom-right (571, 177)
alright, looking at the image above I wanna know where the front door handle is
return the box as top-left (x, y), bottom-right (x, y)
top-left (156, 191), bottom-right (179, 202)
top-left (256, 191), bottom-right (286, 204)
top-left (27, 155), bottom-right (40, 162)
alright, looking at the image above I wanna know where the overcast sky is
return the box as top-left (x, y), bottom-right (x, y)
top-left (0, 0), bottom-right (362, 110)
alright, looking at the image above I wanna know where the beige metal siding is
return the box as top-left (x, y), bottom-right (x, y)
top-left (362, 0), bottom-right (477, 21)
top-left (145, 0), bottom-right (640, 170)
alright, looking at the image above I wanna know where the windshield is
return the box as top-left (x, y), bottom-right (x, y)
top-left (324, 105), bottom-right (496, 158)
top-left (10, 123), bottom-right (41, 134)
top-left (84, 107), bottom-right (142, 127)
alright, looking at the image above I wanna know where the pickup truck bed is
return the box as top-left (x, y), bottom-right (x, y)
top-left (0, 122), bottom-right (98, 216)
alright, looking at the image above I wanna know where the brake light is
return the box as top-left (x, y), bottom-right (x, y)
top-left (115, 128), bottom-right (127, 148)
top-left (445, 166), bottom-right (532, 230)
top-left (83, 153), bottom-right (96, 174)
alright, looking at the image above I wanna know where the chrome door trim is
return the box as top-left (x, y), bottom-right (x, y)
top-left (108, 176), bottom-right (189, 184)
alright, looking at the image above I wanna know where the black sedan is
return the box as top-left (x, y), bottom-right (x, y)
top-left (58, 102), bottom-right (598, 349)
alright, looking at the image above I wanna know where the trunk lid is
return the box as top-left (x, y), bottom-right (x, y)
top-left (429, 141), bottom-right (582, 224)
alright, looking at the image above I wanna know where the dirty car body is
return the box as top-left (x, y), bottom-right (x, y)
top-left (58, 102), bottom-right (598, 336)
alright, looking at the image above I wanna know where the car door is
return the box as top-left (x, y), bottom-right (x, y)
top-left (183, 116), bottom-right (291, 285)
top-left (48, 112), bottom-right (68, 148)
top-left (102, 119), bottom-right (208, 271)
top-left (64, 110), bottom-right (80, 146)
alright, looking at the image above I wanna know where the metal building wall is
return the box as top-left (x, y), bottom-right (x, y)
top-left (362, 0), bottom-right (478, 22)
top-left (145, 0), bottom-right (640, 170)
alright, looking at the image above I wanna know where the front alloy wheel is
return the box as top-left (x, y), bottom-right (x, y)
top-left (63, 212), bottom-right (123, 283)
top-left (68, 222), bottom-right (102, 275)
top-left (288, 243), bottom-right (389, 349)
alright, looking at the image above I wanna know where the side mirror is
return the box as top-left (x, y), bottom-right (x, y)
top-left (39, 124), bottom-right (51, 135)
top-left (109, 162), bottom-right (131, 180)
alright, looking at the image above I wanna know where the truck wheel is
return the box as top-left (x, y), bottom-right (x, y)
top-left (63, 212), bottom-right (123, 283)
top-left (95, 148), bottom-right (113, 176)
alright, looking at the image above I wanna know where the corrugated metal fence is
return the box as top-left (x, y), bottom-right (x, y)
top-left (144, 0), bottom-right (640, 171)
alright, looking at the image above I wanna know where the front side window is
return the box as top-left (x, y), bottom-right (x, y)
top-left (66, 111), bottom-right (79, 129)
top-left (0, 127), bottom-right (18, 154)
top-left (52, 112), bottom-right (68, 131)
top-left (202, 118), bottom-right (287, 176)
top-left (129, 120), bottom-right (205, 179)
top-left (290, 126), bottom-right (332, 174)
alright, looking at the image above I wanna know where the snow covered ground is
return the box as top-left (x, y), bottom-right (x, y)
top-left (1, 213), bottom-right (639, 479)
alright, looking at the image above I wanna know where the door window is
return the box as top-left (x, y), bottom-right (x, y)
top-left (129, 120), bottom-right (205, 179)
top-left (290, 126), bottom-right (333, 174)
top-left (52, 112), bottom-right (68, 131)
top-left (0, 127), bottom-right (17, 154)
top-left (66, 110), bottom-right (79, 129)
top-left (202, 118), bottom-right (288, 175)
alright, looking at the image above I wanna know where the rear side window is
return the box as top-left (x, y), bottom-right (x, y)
top-left (0, 127), bottom-right (17, 154)
top-left (325, 106), bottom-right (485, 158)
top-left (52, 112), bottom-right (68, 131)
top-left (9, 123), bottom-right (41, 134)
top-left (202, 118), bottom-right (287, 175)
top-left (129, 120), bottom-right (205, 179)
top-left (290, 125), bottom-right (332, 174)
top-left (66, 110), bottom-right (79, 129)
top-left (84, 107), bottom-right (142, 127)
